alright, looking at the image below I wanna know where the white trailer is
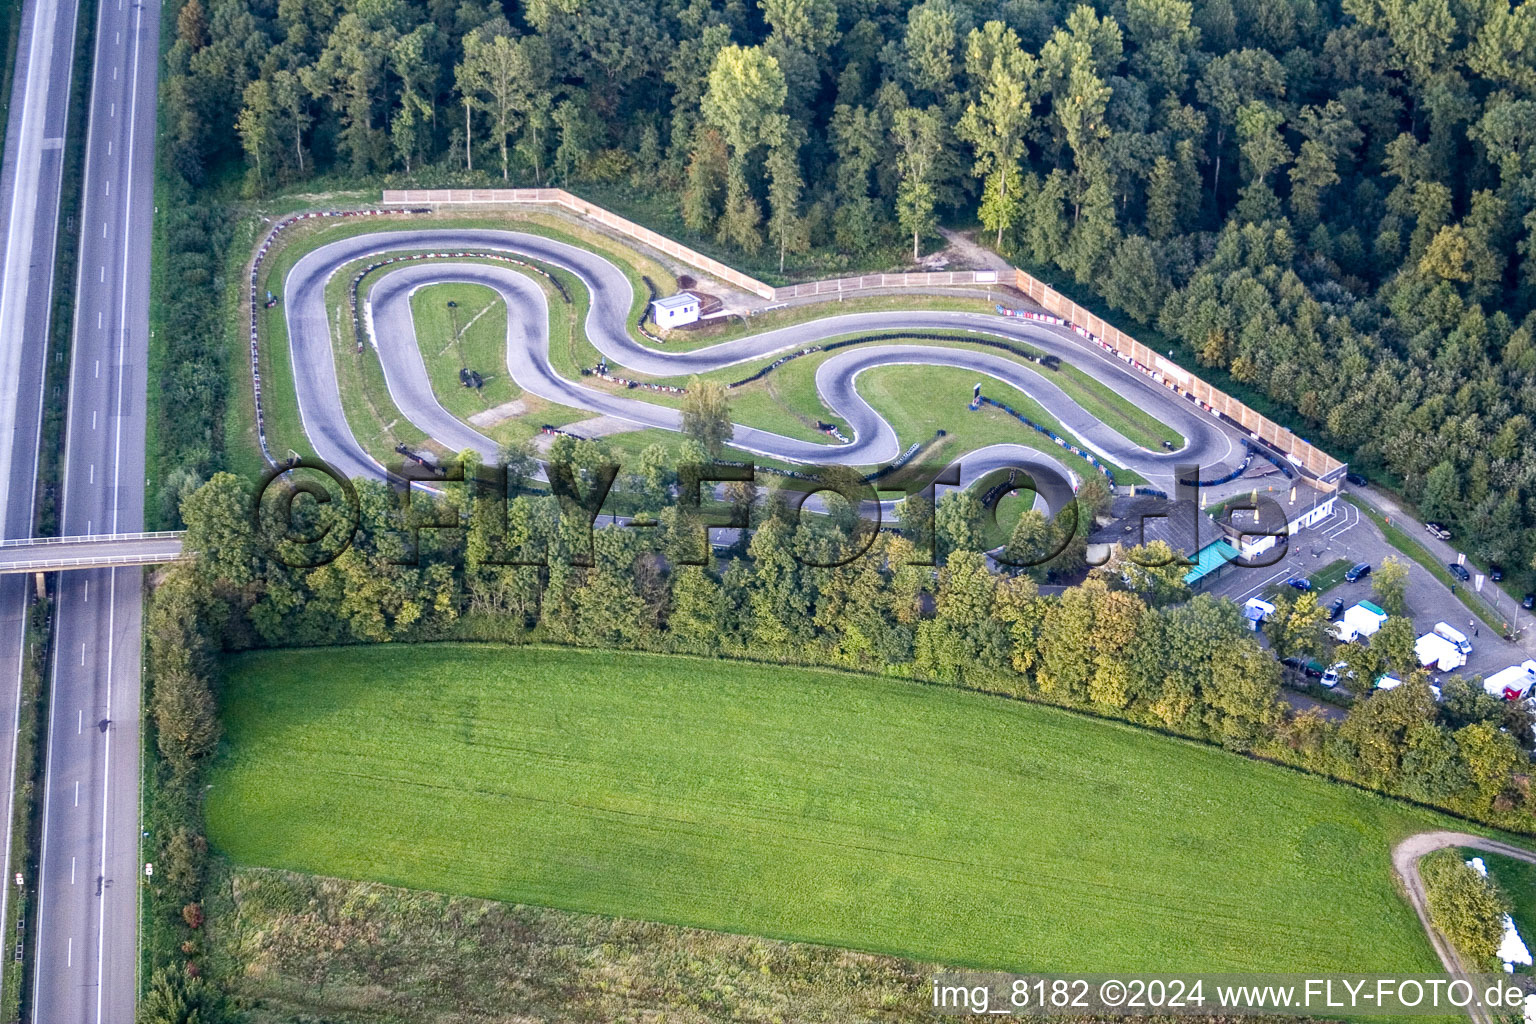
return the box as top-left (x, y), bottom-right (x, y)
top-left (1342, 601), bottom-right (1388, 639)
top-left (1483, 660), bottom-right (1536, 701)
top-left (1432, 621), bottom-right (1473, 655)
top-left (1415, 632), bottom-right (1466, 671)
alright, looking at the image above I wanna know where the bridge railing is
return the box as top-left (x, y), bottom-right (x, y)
top-left (0, 530), bottom-right (186, 548)
top-left (0, 552), bottom-right (187, 573)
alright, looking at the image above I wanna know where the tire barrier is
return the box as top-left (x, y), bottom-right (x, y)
top-left (248, 207), bottom-right (433, 464)
top-left (582, 368), bottom-right (688, 395)
top-left (981, 469), bottom-right (1021, 509)
top-left (972, 395), bottom-right (1116, 486)
top-left (638, 275), bottom-right (665, 344)
top-left (995, 304), bottom-right (1065, 327)
top-left (1178, 440), bottom-right (1295, 488)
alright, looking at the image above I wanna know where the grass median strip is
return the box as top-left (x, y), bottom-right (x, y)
top-left (207, 643), bottom-right (1455, 976)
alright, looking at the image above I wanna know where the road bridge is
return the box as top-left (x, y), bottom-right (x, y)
top-left (0, 532), bottom-right (186, 575)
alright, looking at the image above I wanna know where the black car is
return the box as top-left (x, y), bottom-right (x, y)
top-left (1329, 597), bottom-right (1345, 619)
top-left (1524, 593), bottom-right (1535, 610)
top-left (1449, 563), bottom-right (1471, 582)
top-left (1344, 562), bottom-right (1371, 582)
top-left (1287, 576), bottom-right (1313, 591)
top-left (1490, 564), bottom-right (1503, 582)
top-left (1345, 472), bottom-right (1368, 487)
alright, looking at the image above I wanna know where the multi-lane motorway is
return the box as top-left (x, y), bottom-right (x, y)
top-left (0, 0), bottom-right (84, 979)
top-left (0, 0), bottom-right (160, 1014)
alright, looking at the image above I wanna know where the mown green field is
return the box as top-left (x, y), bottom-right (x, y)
top-left (207, 645), bottom-right (1451, 975)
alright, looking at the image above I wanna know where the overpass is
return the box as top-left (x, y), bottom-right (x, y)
top-left (0, 531), bottom-right (186, 574)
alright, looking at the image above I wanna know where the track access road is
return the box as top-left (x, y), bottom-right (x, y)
top-left (284, 228), bottom-right (1246, 510)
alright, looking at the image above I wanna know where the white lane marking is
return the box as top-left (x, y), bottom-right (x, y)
top-left (88, 464), bottom-right (93, 484)
top-left (77, 710), bottom-right (82, 734)
top-left (96, 311), bottom-right (101, 328)
top-left (98, 5), bottom-right (149, 1018)
top-left (83, 580), bottom-right (88, 602)
top-left (71, 857), bottom-right (75, 884)
top-left (79, 644), bottom-right (84, 666)
top-left (98, 265), bottom-right (103, 282)
top-left (94, 359), bottom-right (99, 377)
top-left (106, 140), bottom-right (111, 155)
top-left (104, 180), bottom-right (109, 195)
top-left (74, 781), bottom-right (78, 806)
top-left (91, 409), bottom-right (96, 430)
top-left (102, 222), bottom-right (106, 237)
top-left (113, 66), bottom-right (117, 80)
top-left (109, 101), bottom-right (114, 115)
top-left (67, 938), bottom-right (71, 967)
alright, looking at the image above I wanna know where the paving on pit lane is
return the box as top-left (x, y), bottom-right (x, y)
top-left (1204, 500), bottom-right (1529, 681)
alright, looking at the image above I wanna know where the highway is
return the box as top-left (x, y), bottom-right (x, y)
top-left (29, 0), bottom-right (159, 1017)
top-left (286, 230), bottom-right (1248, 499)
top-left (0, 0), bottom-right (85, 989)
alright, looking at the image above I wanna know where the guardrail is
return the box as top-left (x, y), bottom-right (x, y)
top-left (0, 530), bottom-right (186, 548)
top-left (0, 551), bottom-right (187, 574)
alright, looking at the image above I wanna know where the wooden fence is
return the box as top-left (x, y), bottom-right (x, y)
top-left (1009, 268), bottom-right (1346, 482)
top-left (382, 187), bottom-right (776, 299)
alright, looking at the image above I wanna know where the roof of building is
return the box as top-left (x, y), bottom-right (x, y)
top-left (1183, 539), bottom-right (1239, 585)
top-left (1090, 497), bottom-right (1223, 558)
top-left (652, 293), bottom-right (698, 310)
top-left (1215, 480), bottom-right (1335, 534)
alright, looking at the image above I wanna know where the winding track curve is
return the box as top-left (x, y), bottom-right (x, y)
top-left (283, 228), bottom-right (1248, 511)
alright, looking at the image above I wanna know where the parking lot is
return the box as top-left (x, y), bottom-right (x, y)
top-left (1204, 499), bottom-right (1534, 681)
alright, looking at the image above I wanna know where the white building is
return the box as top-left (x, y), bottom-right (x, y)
top-left (651, 293), bottom-right (700, 327)
top-left (1218, 481), bottom-right (1337, 560)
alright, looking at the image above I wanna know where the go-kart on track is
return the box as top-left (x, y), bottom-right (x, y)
top-left (283, 227), bottom-right (1246, 507)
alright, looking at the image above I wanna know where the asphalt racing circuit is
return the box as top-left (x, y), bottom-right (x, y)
top-left (284, 226), bottom-right (1249, 507)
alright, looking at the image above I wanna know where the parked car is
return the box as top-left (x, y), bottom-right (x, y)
top-left (1287, 576), bottom-right (1313, 591)
top-left (1321, 662), bottom-right (1355, 688)
top-left (1345, 472), bottom-right (1368, 487)
top-left (1524, 593), bottom-right (1534, 610)
top-left (1344, 562), bottom-right (1371, 582)
top-left (1449, 563), bottom-right (1471, 582)
top-left (1426, 522), bottom-right (1452, 540)
top-left (1329, 597), bottom-right (1345, 619)
top-left (1282, 656), bottom-right (1325, 678)
top-left (1489, 564), bottom-right (1503, 582)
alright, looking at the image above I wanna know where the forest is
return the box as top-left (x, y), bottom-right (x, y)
top-left (157, 0), bottom-right (1536, 586)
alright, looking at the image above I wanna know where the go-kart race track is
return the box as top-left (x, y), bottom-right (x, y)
top-left (283, 227), bottom-right (1249, 510)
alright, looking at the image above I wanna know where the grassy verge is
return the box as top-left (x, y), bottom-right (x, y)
top-left (205, 864), bottom-right (932, 1024)
top-left (1344, 497), bottom-right (1506, 633)
top-left (207, 643), bottom-right (1459, 976)
top-left (0, 602), bottom-right (50, 1019)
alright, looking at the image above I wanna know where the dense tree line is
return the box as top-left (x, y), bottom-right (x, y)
top-left (1420, 849), bottom-right (1513, 967)
top-left (170, 452), bottom-right (1536, 839)
top-left (160, 0), bottom-right (1536, 582)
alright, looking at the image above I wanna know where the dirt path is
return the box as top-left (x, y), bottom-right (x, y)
top-left (1391, 831), bottom-right (1536, 1024)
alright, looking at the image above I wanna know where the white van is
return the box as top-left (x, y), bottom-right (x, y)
top-left (1327, 621), bottom-right (1359, 643)
top-left (1433, 622), bottom-right (1473, 655)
